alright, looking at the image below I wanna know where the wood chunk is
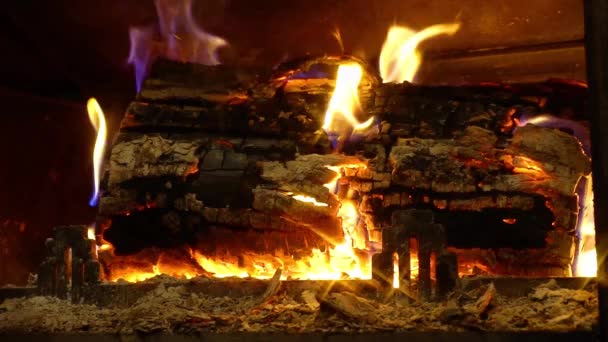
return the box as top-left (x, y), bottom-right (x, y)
top-left (301, 290), bottom-right (320, 310)
top-left (318, 291), bottom-right (378, 323)
top-left (438, 300), bottom-right (466, 323)
top-left (244, 268), bottom-right (282, 311)
top-left (472, 283), bottom-right (496, 318)
top-left (388, 125), bottom-right (590, 198)
top-left (107, 134), bottom-right (202, 187)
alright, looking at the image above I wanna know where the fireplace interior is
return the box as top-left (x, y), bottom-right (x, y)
top-left (0, 0), bottom-right (604, 339)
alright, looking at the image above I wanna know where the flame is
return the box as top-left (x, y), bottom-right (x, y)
top-left (192, 245), bottom-right (366, 281)
top-left (109, 265), bottom-right (162, 283)
top-left (379, 23), bottom-right (460, 83)
top-left (103, 250), bottom-right (202, 282)
top-left (324, 165), bottom-right (365, 193)
top-left (128, 0), bottom-right (228, 91)
top-left (577, 248), bottom-right (597, 277)
top-left (87, 98), bottom-right (107, 207)
top-left (291, 195), bottom-right (329, 207)
top-left (128, 26), bottom-right (155, 93)
top-left (87, 226), bottom-right (95, 240)
top-left (517, 115), bottom-right (591, 156)
top-left (410, 239), bottom-right (419, 280)
top-left (323, 64), bottom-right (374, 136)
top-left (576, 176), bottom-right (597, 276)
top-left (392, 252), bottom-right (400, 288)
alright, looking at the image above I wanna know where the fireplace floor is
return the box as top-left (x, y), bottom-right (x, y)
top-left (0, 277), bottom-right (598, 336)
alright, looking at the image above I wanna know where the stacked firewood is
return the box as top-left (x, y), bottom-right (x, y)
top-left (97, 56), bottom-right (590, 279)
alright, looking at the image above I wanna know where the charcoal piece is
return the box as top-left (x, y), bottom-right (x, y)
top-left (436, 253), bottom-right (460, 299)
top-left (200, 150), bottom-right (224, 170)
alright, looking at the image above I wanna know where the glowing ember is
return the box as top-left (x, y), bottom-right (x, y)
top-left (103, 250), bottom-right (203, 282)
top-left (193, 246), bottom-right (365, 280)
top-left (99, 244), bottom-right (112, 251)
top-left (508, 156), bottom-right (547, 177)
top-left (577, 248), bottom-right (597, 277)
top-left (323, 64), bottom-right (374, 137)
top-left (379, 23), bottom-right (460, 83)
top-left (324, 165), bottom-right (365, 193)
top-left (128, 0), bottom-right (228, 91)
top-left (86, 98), bottom-right (107, 207)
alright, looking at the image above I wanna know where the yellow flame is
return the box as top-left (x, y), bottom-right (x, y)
top-left (392, 252), bottom-right (400, 288)
top-left (323, 64), bottom-right (374, 134)
top-left (291, 195), bottom-right (329, 207)
top-left (577, 249), bottom-right (597, 277)
top-left (87, 227), bottom-right (95, 240)
top-left (107, 260), bottom-right (201, 283)
top-left (508, 155), bottom-right (547, 177)
top-left (192, 243), bottom-right (366, 280)
top-left (379, 23), bottom-right (461, 83)
top-left (576, 176), bottom-right (597, 276)
top-left (87, 98), bottom-right (107, 207)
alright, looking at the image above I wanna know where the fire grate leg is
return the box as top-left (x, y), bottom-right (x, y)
top-left (37, 225), bottom-right (100, 303)
top-left (372, 209), bottom-right (459, 300)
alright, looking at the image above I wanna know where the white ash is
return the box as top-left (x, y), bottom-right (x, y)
top-left (0, 280), bottom-right (598, 334)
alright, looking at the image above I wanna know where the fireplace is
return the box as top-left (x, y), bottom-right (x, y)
top-left (0, 0), bottom-right (606, 339)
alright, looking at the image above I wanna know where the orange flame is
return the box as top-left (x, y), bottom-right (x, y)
top-left (191, 165), bottom-right (371, 281)
top-left (392, 252), bottom-right (400, 288)
top-left (193, 243), bottom-right (366, 281)
top-left (576, 176), bottom-right (597, 276)
top-left (379, 23), bottom-right (460, 83)
top-left (323, 64), bottom-right (374, 135)
top-left (87, 98), bottom-right (107, 207)
top-left (410, 239), bottom-right (420, 280)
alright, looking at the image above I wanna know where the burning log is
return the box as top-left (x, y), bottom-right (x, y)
top-left (97, 58), bottom-right (590, 282)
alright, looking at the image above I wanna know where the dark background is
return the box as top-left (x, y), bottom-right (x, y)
top-left (0, 0), bottom-right (585, 285)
